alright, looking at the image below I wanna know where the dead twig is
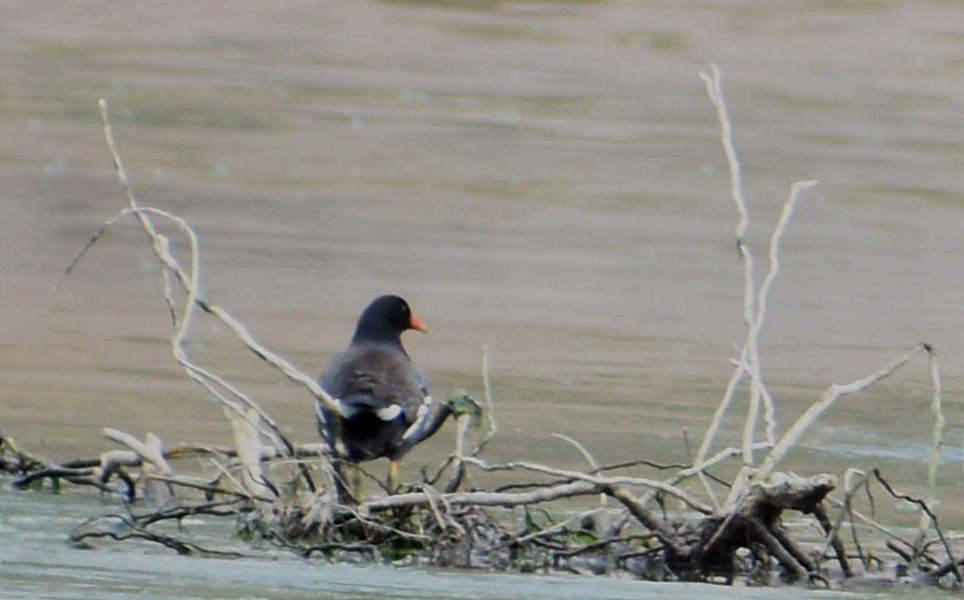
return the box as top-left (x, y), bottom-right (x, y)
top-left (873, 469), bottom-right (962, 584)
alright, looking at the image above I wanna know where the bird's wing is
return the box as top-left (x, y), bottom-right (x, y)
top-left (320, 345), bottom-right (427, 422)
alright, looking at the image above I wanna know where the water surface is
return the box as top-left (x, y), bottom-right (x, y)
top-left (2, 489), bottom-right (957, 600)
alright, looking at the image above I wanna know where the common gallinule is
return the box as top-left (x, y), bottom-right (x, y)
top-left (316, 295), bottom-right (450, 494)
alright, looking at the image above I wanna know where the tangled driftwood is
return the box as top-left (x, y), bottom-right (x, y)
top-left (3, 65), bottom-right (960, 589)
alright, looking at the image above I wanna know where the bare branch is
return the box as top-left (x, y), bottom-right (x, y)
top-left (460, 456), bottom-right (713, 514)
top-left (873, 469), bottom-right (961, 584)
top-left (362, 480), bottom-right (599, 513)
top-left (751, 343), bottom-right (928, 485)
top-left (920, 344), bottom-right (944, 533)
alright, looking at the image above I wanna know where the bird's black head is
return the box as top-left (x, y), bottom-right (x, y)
top-left (352, 295), bottom-right (427, 345)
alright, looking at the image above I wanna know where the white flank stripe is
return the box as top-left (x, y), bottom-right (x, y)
top-left (376, 404), bottom-right (403, 421)
top-left (401, 396), bottom-right (434, 441)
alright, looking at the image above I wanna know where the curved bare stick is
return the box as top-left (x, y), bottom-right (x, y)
top-left (93, 100), bottom-right (342, 427)
top-left (419, 484), bottom-right (466, 538)
top-left (147, 473), bottom-right (275, 503)
top-left (102, 428), bottom-right (171, 474)
top-left (363, 480), bottom-right (598, 513)
top-left (224, 406), bottom-right (278, 499)
top-left (461, 456), bottom-right (712, 514)
top-left (54, 210), bottom-right (138, 292)
top-left (71, 513), bottom-right (246, 557)
top-left (678, 442), bottom-right (770, 479)
top-left (818, 468), bottom-right (868, 575)
top-left (605, 485), bottom-right (688, 557)
top-left (752, 180), bottom-right (817, 440)
top-left (127, 206), bottom-right (293, 453)
top-left (512, 507), bottom-right (604, 546)
top-left (96, 99), bottom-right (180, 320)
top-left (694, 65), bottom-right (755, 509)
top-left (724, 180), bottom-right (816, 509)
top-left (632, 441), bottom-right (770, 512)
top-left (78, 103), bottom-right (298, 452)
top-left (85, 102), bottom-right (345, 484)
top-left (751, 343), bottom-right (927, 486)
top-left (920, 345), bottom-right (944, 533)
top-left (826, 497), bottom-right (909, 547)
top-left (700, 64), bottom-right (748, 243)
top-left (474, 344), bottom-right (498, 454)
top-left (551, 433), bottom-right (608, 510)
top-left (695, 66), bottom-right (818, 512)
top-left (202, 303), bottom-right (343, 426)
top-left (551, 433), bottom-right (600, 472)
top-left (873, 469), bottom-right (961, 584)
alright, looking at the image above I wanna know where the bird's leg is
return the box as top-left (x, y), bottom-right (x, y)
top-left (332, 459), bottom-right (361, 504)
top-left (387, 459), bottom-right (400, 493)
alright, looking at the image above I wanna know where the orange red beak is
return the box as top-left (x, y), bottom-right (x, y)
top-left (409, 311), bottom-right (428, 333)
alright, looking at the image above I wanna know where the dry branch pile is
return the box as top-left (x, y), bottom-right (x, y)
top-left (3, 65), bottom-right (960, 590)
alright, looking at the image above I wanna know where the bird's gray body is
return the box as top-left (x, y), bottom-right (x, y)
top-left (318, 342), bottom-right (430, 462)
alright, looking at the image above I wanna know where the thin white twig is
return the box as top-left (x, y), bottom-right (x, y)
top-left (552, 432), bottom-right (607, 509)
top-left (124, 205), bottom-right (289, 450)
top-left (472, 344), bottom-right (498, 456)
top-left (920, 345), bottom-right (943, 533)
top-left (513, 507), bottom-right (604, 545)
top-left (102, 428), bottom-right (172, 475)
top-left (699, 64), bottom-right (748, 243)
top-left (697, 63), bottom-right (764, 507)
top-left (817, 468), bottom-right (867, 564)
top-left (695, 64), bottom-right (752, 507)
top-left (365, 480), bottom-right (599, 512)
top-left (750, 343), bottom-right (927, 486)
top-left (696, 66), bottom-right (818, 511)
top-left (461, 456), bottom-right (713, 514)
top-left (89, 99), bottom-right (344, 452)
top-left (224, 406), bottom-right (275, 499)
top-left (754, 179), bottom-right (817, 443)
top-left (551, 433), bottom-right (599, 472)
top-left (54, 210), bottom-right (130, 292)
top-left (725, 180), bottom-right (816, 509)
